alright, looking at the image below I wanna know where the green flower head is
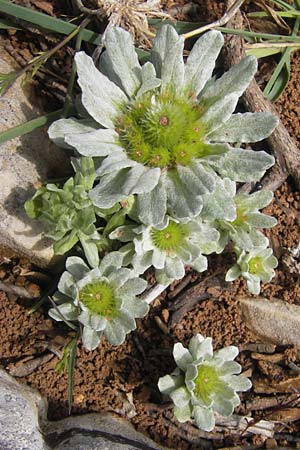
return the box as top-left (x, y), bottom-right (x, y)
top-left (201, 178), bottom-right (277, 251)
top-left (110, 217), bottom-right (219, 284)
top-left (48, 253), bottom-right (149, 350)
top-left (226, 247), bottom-right (278, 295)
top-left (49, 25), bottom-right (277, 226)
top-left (158, 334), bottom-right (251, 432)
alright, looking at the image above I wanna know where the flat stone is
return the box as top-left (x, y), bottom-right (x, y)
top-left (239, 296), bottom-right (300, 351)
top-left (0, 369), bottom-right (167, 450)
top-left (0, 47), bottom-right (69, 267)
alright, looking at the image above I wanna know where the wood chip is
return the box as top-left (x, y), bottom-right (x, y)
top-left (168, 274), bottom-right (192, 299)
top-left (170, 275), bottom-right (224, 326)
top-left (254, 375), bottom-right (300, 393)
top-left (267, 408), bottom-right (300, 423)
top-left (250, 353), bottom-right (284, 363)
top-left (246, 395), bottom-right (296, 412)
top-left (8, 353), bottom-right (54, 377)
top-left (239, 343), bottom-right (276, 354)
top-left (215, 414), bottom-right (275, 438)
top-left (154, 315), bottom-right (169, 334)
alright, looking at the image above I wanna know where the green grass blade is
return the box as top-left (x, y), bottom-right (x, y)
top-left (0, 109), bottom-right (63, 145)
top-left (0, 0), bottom-right (149, 61)
top-left (68, 332), bottom-right (79, 415)
top-left (264, 47), bottom-right (291, 101)
top-left (263, 18), bottom-right (299, 101)
top-left (148, 18), bottom-right (200, 34)
top-left (269, 0), bottom-right (295, 10)
top-left (0, 0), bottom-right (102, 44)
top-left (149, 18), bottom-right (300, 42)
top-left (28, 297), bottom-right (45, 314)
top-left (248, 11), bottom-right (300, 18)
top-left (245, 47), bottom-right (284, 58)
top-left (215, 26), bottom-right (300, 42)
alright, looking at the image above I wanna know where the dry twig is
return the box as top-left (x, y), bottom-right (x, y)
top-left (223, 0), bottom-right (300, 191)
top-left (183, 0), bottom-right (246, 39)
top-left (0, 280), bottom-right (39, 299)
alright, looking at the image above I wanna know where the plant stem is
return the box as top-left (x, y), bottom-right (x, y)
top-left (183, 0), bottom-right (245, 39)
top-left (74, 0), bottom-right (104, 16)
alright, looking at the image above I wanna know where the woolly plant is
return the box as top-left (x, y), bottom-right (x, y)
top-left (226, 247), bottom-right (278, 294)
top-left (24, 157), bottom-right (109, 267)
top-left (110, 217), bottom-right (219, 284)
top-left (48, 25), bottom-right (278, 228)
top-left (48, 253), bottom-right (149, 350)
top-left (26, 24), bottom-right (279, 352)
top-left (158, 334), bottom-right (252, 431)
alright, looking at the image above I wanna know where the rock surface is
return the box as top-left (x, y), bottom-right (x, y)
top-left (0, 48), bottom-right (69, 268)
top-left (0, 369), bottom-right (166, 450)
top-left (239, 296), bottom-right (300, 350)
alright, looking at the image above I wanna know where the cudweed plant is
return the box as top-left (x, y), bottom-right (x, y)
top-left (26, 24), bottom-right (280, 426)
top-left (158, 334), bottom-right (252, 431)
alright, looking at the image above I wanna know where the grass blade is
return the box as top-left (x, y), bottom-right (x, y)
top-left (264, 47), bottom-right (291, 101)
top-left (246, 47), bottom-right (284, 57)
top-left (149, 18), bottom-right (300, 43)
top-left (0, 0), bottom-right (102, 44)
top-left (263, 18), bottom-right (299, 101)
top-left (268, 0), bottom-right (295, 10)
top-left (0, 0), bottom-right (149, 61)
top-left (0, 109), bottom-right (63, 145)
top-left (68, 332), bottom-right (79, 415)
top-left (248, 11), bottom-right (300, 18)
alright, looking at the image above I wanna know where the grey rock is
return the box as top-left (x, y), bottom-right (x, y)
top-left (0, 47), bottom-right (69, 267)
top-left (239, 295), bottom-right (300, 350)
top-left (0, 369), bottom-right (167, 450)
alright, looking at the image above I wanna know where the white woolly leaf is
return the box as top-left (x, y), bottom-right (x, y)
top-left (136, 180), bottom-right (167, 227)
top-left (185, 30), bottom-right (224, 96)
top-left (209, 112), bottom-right (279, 143)
top-left (82, 326), bottom-right (102, 351)
top-left (75, 52), bottom-right (127, 128)
top-left (201, 56), bottom-right (257, 105)
top-left (48, 117), bottom-right (97, 148)
top-left (193, 406), bottom-right (215, 432)
top-left (200, 93), bottom-right (239, 133)
top-left (90, 166), bottom-right (160, 208)
top-left (211, 148), bottom-right (274, 182)
top-left (236, 190), bottom-right (274, 210)
top-left (104, 27), bottom-right (142, 97)
top-left (65, 129), bottom-right (122, 157)
top-left (173, 343), bottom-right (193, 371)
top-left (165, 169), bottom-right (203, 218)
top-left (136, 61), bottom-right (161, 98)
top-left (151, 25), bottom-right (184, 90)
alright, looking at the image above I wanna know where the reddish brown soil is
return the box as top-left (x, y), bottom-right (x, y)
top-left (1, 1), bottom-right (300, 449)
top-left (1, 179), bottom-right (300, 449)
